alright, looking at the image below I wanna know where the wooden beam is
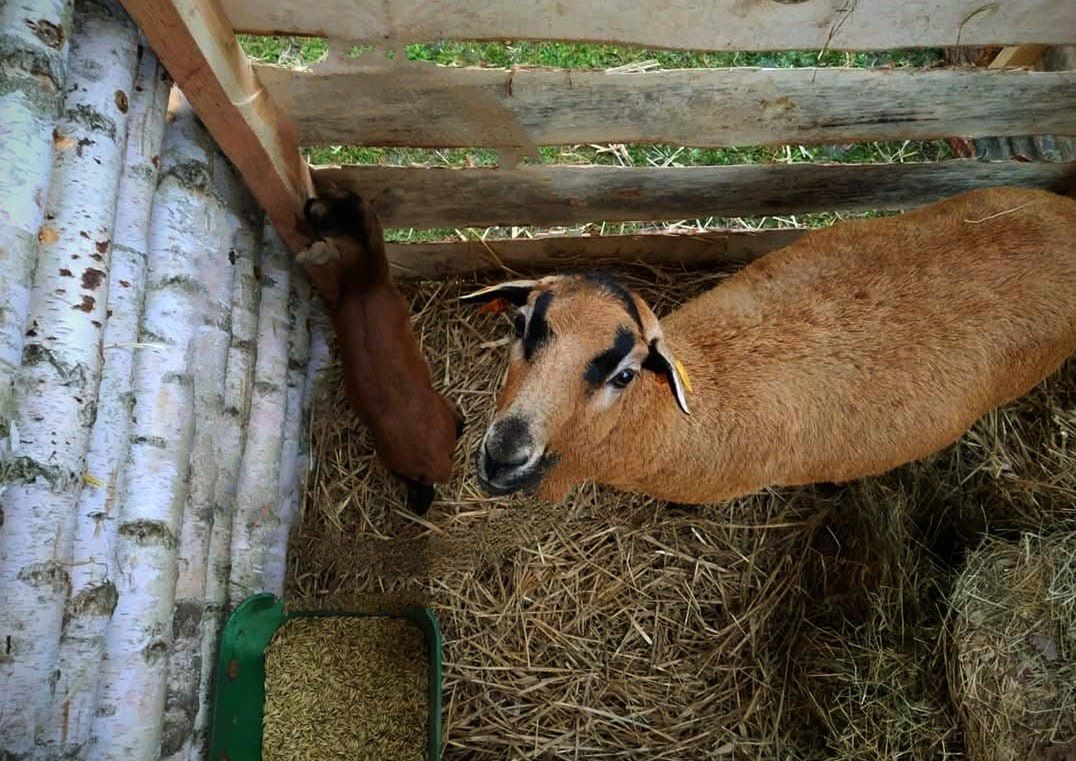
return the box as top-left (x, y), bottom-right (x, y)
top-left (989, 45), bottom-right (1048, 68)
top-left (120, 0), bottom-right (313, 251)
top-left (314, 160), bottom-right (1075, 229)
top-left (259, 63), bottom-right (1076, 149)
top-left (220, 0), bottom-right (1076, 52)
top-left (384, 228), bottom-right (807, 278)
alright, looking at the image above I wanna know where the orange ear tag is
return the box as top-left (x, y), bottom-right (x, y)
top-left (477, 297), bottom-right (509, 315)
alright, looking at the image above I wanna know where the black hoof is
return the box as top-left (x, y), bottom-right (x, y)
top-left (814, 481), bottom-right (845, 498)
top-left (400, 477), bottom-right (436, 515)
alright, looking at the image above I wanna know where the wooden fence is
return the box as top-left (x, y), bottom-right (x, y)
top-left (119, 0), bottom-right (1076, 278)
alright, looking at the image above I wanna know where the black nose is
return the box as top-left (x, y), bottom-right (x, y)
top-left (482, 416), bottom-right (535, 481)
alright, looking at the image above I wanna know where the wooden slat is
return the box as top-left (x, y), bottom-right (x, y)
top-left (220, 0), bottom-right (1076, 51)
top-left (315, 160), bottom-right (1075, 229)
top-left (386, 229), bottom-right (807, 278)
top-left (258, 63), bottom-right (1076, 149)
top-left (989, 45), bottom-right (1048, 68)
top-left (120, 0), bottom-right (312, 251)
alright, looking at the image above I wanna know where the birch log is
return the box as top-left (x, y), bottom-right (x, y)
top-left (0, 0), bottom-right (72, 463)
top-left (226, 223), bottom-right (291, 601)
top-left (187, 212), bottom-right (262, 761)
top-left (158, 95), bottom-right (238, 761)
top-left (262, 298), bottom-right (329, 597)
top-left (261, 265), bottom-right (311, 595)
top-left (0, 1), bottom-right (136, 753)
top-left (47, 42), bottom-right (170, 759)
top-left (88, 89), bottom-right (225, 761)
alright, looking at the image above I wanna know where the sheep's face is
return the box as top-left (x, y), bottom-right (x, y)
top-left (301, 187), bottom-right (382, 262)
top-left (462, 275), bottom-right (690, 501)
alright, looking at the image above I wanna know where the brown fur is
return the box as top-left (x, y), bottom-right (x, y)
top-left (477, 187), bottom-right (1076, 504)
top-left (304, 191), bottom-right (460, 512)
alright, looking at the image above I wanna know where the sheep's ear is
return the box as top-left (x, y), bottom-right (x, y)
top-left (643, 339), bottom-right (691, 415)
top-left (633, 294), bottom-right (691, 415)
top-left (459, 280), bottom-right (539, 307)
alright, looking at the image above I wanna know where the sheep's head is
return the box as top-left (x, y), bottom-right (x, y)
top-left (301, 187), bottom-right (384, 262)
top-left (462, 274), bottom-right (690, 501)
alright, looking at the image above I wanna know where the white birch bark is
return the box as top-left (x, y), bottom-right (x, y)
top-left (261, 265), bottom-right (311, 596)
top-left (0, 1), bottom-right (136, 753)
top-left (154, 94), bottom-right (239, 761)
top-left (226, 223), bottom-right (291, 602)
top-left (260, 299), bottom-right (329, 599)
top-left (187, 212), bottom-right (263, 761)
top-left (45, 44), bottom-right (170, 760)
top-left (87, 89), bottom-right (226, 761)
top-left (0, 0), bottom-right (72, 463)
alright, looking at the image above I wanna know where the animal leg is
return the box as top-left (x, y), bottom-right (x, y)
top-left (295, 239), bottom-right (341, 266)
top-left (814, 481), bottom-right (847, 499)
top-left (399, 476), bottom-right (436, 515)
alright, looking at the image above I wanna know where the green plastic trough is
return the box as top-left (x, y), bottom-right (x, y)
top-left (208, 593), bottom-right (443, 760)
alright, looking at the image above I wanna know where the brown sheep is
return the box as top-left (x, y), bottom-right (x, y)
top-left (462, 186), bottom-right (1076, 504)
top-left (301, 190), bottom-right (462, 513)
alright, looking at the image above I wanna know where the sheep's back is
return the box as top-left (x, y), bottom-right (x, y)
top-left (669, 187), bottom-right (1076, 486)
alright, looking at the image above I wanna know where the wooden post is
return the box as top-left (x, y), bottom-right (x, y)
top-left (117, 0), bottom-right (313, 252)
top-left (49, 42), bottom-right (171, 760)
top-left (227, 223), bottom-right (292, 600)
top-left (0, 0), bottom-right (73, 463)
top-left (990, 45), bottom-right (1048, 68)
top-left (187, 208), bottom-right (263, 761)
top-left (262, 265), bottom-right (313, 595)
top-left (160, 93), bottom-right (240, 760)
top-left (90, 84), bottom-right (227, 761)
top-left (0, 1), bottom-right (138, 751)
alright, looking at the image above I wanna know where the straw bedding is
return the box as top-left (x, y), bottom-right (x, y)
top-left (285, 264), bottom-right (1076, 759)
top-left (950, 533), bottom-right (1076, 761)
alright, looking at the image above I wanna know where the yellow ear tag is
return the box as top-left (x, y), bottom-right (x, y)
top-left (674, 358), bottom-right (693, 394)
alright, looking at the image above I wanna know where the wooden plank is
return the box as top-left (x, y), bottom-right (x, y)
top-left (314, 160), bottom-right (1075, 229)
top-left (258, 63), bottom-right (1076, 149)
top-left (385, 228), bottom-right (807, 278)
top-left (220, 0), bottom-right (1076, 52)
top-left (120, 0), bottom-right (313, 251)
top-left (989, 45), bottom-right (1048, 68)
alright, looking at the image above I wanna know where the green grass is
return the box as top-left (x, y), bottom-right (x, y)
top-left (239, 35), bottom-right (953, 241)
top-left (240, 35), bottom-right (945, 70)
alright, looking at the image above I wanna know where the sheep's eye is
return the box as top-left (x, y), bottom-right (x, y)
top-left (609, 368), bottom-right (636, 389)
top-left (512, 313), bottom-right (526, 338)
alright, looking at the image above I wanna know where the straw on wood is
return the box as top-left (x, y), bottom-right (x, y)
top-left (289, 265), bottom-right (1075, 759)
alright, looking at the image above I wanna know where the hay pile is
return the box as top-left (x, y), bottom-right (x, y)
top-left (263, 616), bottom-right (428, 760)
top-left (286, 265), bottom-right (1076, 759)
top-left (950, 533), bottom-right (1076, 761)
